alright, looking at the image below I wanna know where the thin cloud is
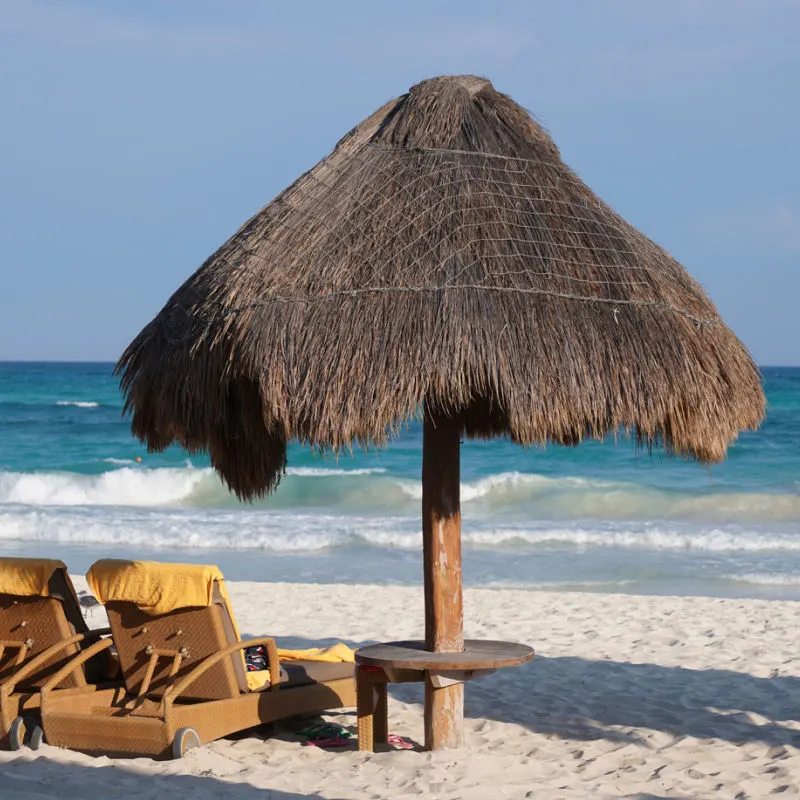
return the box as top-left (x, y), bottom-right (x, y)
top-left (597, 0), bottom-right (800, 28)
top-left (4, 1), bottom-right (795, 97)
top-left (399, 25), bottom-right (535, 61)
top-left (1, 1), bottom-right (266, 57)
top-left (2, 2), bottom-right (533, 62)
top-left (697, 205), bottom-right (800, 254)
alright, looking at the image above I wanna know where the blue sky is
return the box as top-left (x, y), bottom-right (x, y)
top-left (0, 0), bottom-right (797, 364)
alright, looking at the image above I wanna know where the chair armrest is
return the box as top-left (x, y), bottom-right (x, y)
top-left (163, 636), bottom-right (279, 704)
top-left (1, 634), bottom-right (85, 696)
top-left (40, 637), bottom-right (114, 696)
top-left (265, 637), bottom-right (281, 689)
top-left (5, 629), bottom-right (113, 695)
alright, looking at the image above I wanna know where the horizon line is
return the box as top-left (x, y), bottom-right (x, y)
top-left (1, 359), bottom-right (797, 369)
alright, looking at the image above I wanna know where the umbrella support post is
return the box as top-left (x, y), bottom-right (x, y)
top-left (422, 414), bottom-right (464, 750)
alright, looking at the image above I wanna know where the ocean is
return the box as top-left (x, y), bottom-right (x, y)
top-left (1, 362), bottom-right (798, 599)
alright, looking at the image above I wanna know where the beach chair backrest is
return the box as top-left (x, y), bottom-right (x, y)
top-left (105, 582), bottom-right (247, 702)
top-left (0, 558), bottom-right (89, 688)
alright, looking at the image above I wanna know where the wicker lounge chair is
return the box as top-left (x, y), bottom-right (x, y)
top-left (0, 557), bottom-right (113, 750)
top-left (39, 559), bottom-right (356, 758)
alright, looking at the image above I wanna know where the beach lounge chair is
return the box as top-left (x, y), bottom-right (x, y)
top-left (0, 557), bottom-right (113, 750)
top-left (39, 559), bottom-right (356, 758)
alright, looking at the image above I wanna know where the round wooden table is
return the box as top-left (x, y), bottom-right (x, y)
top-left (354, 639), bottom-right (535, 751)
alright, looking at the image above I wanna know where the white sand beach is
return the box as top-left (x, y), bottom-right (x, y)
top-left (2, 580), bottom-right (800, 799)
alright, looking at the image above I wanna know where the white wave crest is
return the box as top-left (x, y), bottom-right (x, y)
top-left (0, 507), bottom-right (403, 552)
top-left (0, 467), bottom-right (216, 507)
top-left (458, 526), bottom-right (800, 552)
top-left (286, 467), bottom-right (387, 476)
top-left (1, 465), bottom-right (799, 525)
top-left (460, 471), bottom-right (605, 502)
top-left (55, 401), bottom-right (99, 408)
top-left (394, 472), bottom-right (600, 503)
top-left (475, 579), bottom-right (638, 590)
top-left (724, 573), bottom-right (800, 586)
top-left (0, 503), bottom-right (799, 556)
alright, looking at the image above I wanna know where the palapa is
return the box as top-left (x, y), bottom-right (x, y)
top-left (117, 75), bottom-right (765, 749)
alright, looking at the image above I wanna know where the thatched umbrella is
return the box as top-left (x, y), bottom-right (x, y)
top-left (117, 75), bottom-right (765, 749)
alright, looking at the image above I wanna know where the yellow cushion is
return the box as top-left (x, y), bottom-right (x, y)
top-left (277, 642), bottom-right (356, 663)
top-left (86, 559), bottom-right (232, 618)
top-left (0, 557), bottom-right (67, 597)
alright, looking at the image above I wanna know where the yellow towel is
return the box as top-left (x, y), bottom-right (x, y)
top-left (277, 643), bottom-right (356, 663)
top-left (0, 557), bottom-right (67, 598)
top-left (86, 559), bottom-right (231, 616)
top-left (246, 670), bottom-right (271, 691)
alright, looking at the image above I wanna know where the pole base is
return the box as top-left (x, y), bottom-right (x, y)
top-left (424, 676), bottom-right (464, 750)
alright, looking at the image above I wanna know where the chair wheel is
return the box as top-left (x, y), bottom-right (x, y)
top-left (29, 723), bottom-right (44, 750)
top-left (9, 717), bottom-right (43, 751)
top-left (8, 717), bottom-right (25, 751)
top-left (171, 726), bottom-right (200, 759)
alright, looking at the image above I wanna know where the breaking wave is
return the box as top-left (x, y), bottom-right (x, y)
top-left (1, 467), bottom-right (798, 524)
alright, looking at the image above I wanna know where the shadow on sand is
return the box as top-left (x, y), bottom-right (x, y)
top-left (392, 653), bottom-right (800, 748)
top-left (0, 757), bottom-right (344, 799)
top-left (4, 635), bottom-right (795, 800)
top-left (256, 633), bottom-right (800, 749)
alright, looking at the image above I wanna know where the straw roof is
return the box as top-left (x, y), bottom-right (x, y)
top-left (117, 75), bottom-right (765, 499)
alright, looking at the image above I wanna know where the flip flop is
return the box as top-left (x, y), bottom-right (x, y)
top-left (298, 722), bottom-right (354, 742)
top-left (297, 721), bottom-right (351, 739)
top-left (387, 734), bottom-right (414, 750)
top-left (303, 736), bottom-right (352, 748)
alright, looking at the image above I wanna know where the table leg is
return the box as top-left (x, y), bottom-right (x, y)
top-left (357, 667), bottom-right (388, 752)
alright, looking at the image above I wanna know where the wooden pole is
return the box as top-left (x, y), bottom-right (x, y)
top-left (422, 413), bottom-right (464, 749)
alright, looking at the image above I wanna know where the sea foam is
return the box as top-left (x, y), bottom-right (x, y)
top-left (0, 502), bottom-right (799, 555)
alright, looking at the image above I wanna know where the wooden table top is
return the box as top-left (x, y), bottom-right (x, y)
top-left (355, 639), bottom-right (535, 671)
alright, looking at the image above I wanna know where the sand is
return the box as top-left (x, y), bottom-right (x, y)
top-left (2, 579), bottom-right (800, 799)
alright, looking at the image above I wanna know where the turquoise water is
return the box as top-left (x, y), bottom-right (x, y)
top-left (1, 362), bottom-right (799, 598)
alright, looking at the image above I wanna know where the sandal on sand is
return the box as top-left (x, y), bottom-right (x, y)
top-left (387, 734), bottom-right (414, 750)
top-left (297, 722), bottom-right (352, 740)
top-left (303, 736), bottom-right (352, 748)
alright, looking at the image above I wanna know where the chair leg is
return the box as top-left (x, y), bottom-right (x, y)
top-left (373, 680), bottom-right (388, 745)
top-left (356, 668), bottom-right (374, 752)
top-left (357, 667), bottom-right (388, 752)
